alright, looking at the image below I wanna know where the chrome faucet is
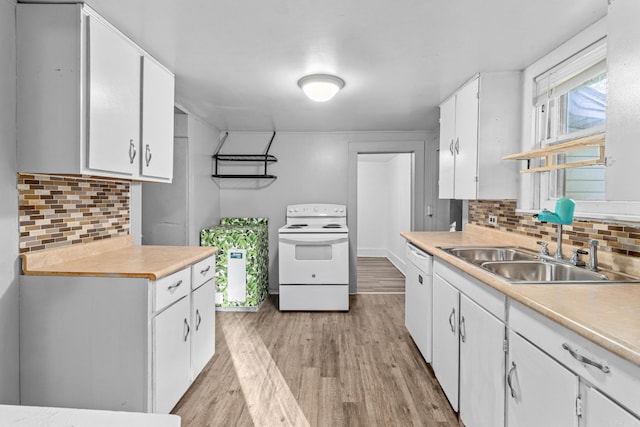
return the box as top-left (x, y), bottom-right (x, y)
top-left (555, 224), bottom-right (564, 260)
top-left (589, 239), bottom-right (599, 271)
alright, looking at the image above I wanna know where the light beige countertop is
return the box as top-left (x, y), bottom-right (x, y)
top-left (20, 236), bottom-right (217, 281)
top-left (402, 224), bottom-right (640, 366)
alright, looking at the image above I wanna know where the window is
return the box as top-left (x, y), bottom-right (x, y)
top-left (534, 38), bottom-right (607, 203)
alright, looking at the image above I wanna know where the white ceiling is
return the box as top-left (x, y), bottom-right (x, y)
top-left (81, 0), bottom-right (607, 132)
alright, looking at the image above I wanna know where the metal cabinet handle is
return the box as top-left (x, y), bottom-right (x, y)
top-left (448, 308), bottom-right (456, 334)
top-left (195, 309), bottom-right (202, 331)
top-left (183, 318), bottom-right (190, 342)
top-left (128, 139), bottom-right (137, 164)
top-left (200, 265), bottom-right (211, 275)
top-left (449, 139), bottom-right (455, 156)
top-left (145, 144), bottom-right (152, 167)
top-left (459, 315), bottom-right (466, 343)
top-left (167, 279), bottom-right (183, 291)
top-left (507, 362), bottom-right (518, 399)
top-left (454, 138), bottom-right (460, 155)
top-left (562, 343), bottom-right (610, 373)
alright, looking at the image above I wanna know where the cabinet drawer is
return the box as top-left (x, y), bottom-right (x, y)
top-left (434, 260), bottom-right (506, 321)
top-left (192, 256), bottom-right (215, 290)
top-left (153, 268), bottom-right (190, 312)
top-left (509, 299), bottom-right (640, 418)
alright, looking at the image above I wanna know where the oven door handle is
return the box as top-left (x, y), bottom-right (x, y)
top-left (280, 237), bottom-right (348, 245)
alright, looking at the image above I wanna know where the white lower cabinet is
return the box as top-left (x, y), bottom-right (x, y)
top-left (432, 274), bottom-right (460, 410)
top-left (191, 279), bottom-right (216, 378)
top-left (459, 294), bottom-right (505, 427)
top-left (582, 384), bottom-right (640, 427)
top-left (432, 260), bottom-right (507, 427)
top-left (154, 296), bottom-right (192, 414)
top-left (20, 255), bottom-right (216, 414)
top-left (506, 330), bottom-right (579, 427)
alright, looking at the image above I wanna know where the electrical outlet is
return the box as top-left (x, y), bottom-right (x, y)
top-left (488, 215), bottom-right (498, 226)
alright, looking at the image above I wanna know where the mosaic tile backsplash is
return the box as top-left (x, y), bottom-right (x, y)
top-left (468, 200), bottom-right (640, 257)
top-left (18, 174), bottom-right (130, 253)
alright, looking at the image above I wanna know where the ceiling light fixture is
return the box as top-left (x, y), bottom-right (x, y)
top-left (297, 74), bottom-right (345, 102)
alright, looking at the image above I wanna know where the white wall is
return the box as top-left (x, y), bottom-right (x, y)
top-left (356, 153), bottom-right (411, 274)
top-left (187, 114), bottom-right (221, 244)
top-left (0, 0), bottom-right (20, 403)
top-left (218, 131), bottom-right (429, 293)
top-left (357, 156), bottom-right (390, 256)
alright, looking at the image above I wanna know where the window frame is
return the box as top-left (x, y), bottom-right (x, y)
top-left (518, 17), bottom-right (640, 221)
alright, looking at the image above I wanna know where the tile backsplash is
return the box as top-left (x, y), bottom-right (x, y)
top-left (468, 200), bottom-right (640, 257)
top-left (18, 174), bottom-right (130, 253)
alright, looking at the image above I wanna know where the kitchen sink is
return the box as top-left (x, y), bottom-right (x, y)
top-left (443, 247), bottom-right (538, 264)
top-left (481, 261), bottom-right (609, 283)
top-left (441, 245), bottom-right (640, 284)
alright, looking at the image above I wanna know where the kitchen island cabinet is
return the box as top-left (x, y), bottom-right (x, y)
top-left (19, 238), bottom-right (216, 414)
top-left (17, 3), bottom-right (174, 182)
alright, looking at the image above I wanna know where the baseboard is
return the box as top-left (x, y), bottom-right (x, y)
top-left (357, 248), bottom-right (388, 257)
top-left (386, 249), bottom-right (406, 276)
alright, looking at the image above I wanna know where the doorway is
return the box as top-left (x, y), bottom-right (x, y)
top-left (347, 140), bottom-right (426, 294)
top-left (356, 153), bottom-right (412, 293)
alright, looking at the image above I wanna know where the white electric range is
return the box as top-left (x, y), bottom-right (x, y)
top-left (278, 203), bottom-right (349, 311)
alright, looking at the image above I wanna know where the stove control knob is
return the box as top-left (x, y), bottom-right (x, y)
top-left (314, 207), bottom-right (319, 212)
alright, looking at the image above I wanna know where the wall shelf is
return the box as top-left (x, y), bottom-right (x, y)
top-left (503, 133), bottom-right (605, 174)
top-left (211, 132), bottom-right (277, 180)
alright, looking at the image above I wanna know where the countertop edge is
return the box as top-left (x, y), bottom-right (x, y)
top-left (402, 229), bottom-right (640, 367)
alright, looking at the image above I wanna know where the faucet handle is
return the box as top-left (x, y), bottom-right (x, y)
top-left (536, 241), bottom-right (550, 256)
top-left (570, 248), bottom-right (588, 266)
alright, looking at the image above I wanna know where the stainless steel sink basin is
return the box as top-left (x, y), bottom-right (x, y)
top-left (444, 247), bottom-right (538, 265)
top-left (481, 261), bottom-right (610, 283)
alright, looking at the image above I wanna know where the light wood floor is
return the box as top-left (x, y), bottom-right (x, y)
top-left (172, 294), bottom-right (461, 426)
top-left (357, 257), bottom-right (405, 294)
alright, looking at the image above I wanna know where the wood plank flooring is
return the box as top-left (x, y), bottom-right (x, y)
top-left (172, 294), bottom-right (461, 426)
top-left (357, 257), bottom-right (405, 294)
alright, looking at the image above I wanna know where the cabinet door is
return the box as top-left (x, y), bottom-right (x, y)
top-left (459, 294), bottom-right (505, 427)
top-left (405, 261), bottom-right (432, 363)
top-left (507, 330), bottom-right (578, 427)
top-left (432, 274), bottom-right (460, 411)
top-left (153, 296), bottom-right (191, 414)
top-left (453, 77), bottom-right (479, 199)
top-left (439, 95), bottom-right (456, 199)
top-left (582, 384), bottom-right (640, 427)
top-left (141, 57), bottom-right (175, 180)
top-left (87, 15), bottom-right (141, 176)
top-left (191, 280), bottom-right (216, 379)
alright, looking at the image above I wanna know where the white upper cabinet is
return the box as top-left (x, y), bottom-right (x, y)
top-left (86, 15), bottom-right (141, 176)
top-left (17, 4), bottom-right (175, 183)
top-left (605, 0), bottom-right (640, 201)
top-left (141, 57), bottom-right (175, 181)
top-left (438, 72), bottom-right (521, 200)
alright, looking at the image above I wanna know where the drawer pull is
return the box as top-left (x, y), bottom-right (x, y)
top-left (459, 315), bottom-right (466, 343)
top-left (195, 309), bottom-right (202, 331)
top-left (200, 265), bottom-right (211, 275)
top-left (183, 318), bottom-right (190, 342)
top-left (562, 343), bottom-right (610, 374)
top-left (168, 280), bottom-right (183, 291)
top-left (448, 308), bottom-right (456, 334)
top-left (507, 362), bottom-right (518, 399)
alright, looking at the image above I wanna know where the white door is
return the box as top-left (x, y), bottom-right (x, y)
top-left (278, 234), bottom-right (349, 284)
top-left (459, 294), bottom-right (505, 427)
top-left (432, 274), bottom-right (460, 411)
top-left (453, 77), bottom-right (479, 199)
top-left (153, 296), bottom-right (191, 413)
top-left (86, 15), bottom-right (141, 176)
top-left (582, 384), bottom-right (640, 427)
top-left (506, 330), bottom-right (578, 427)
top-left (191, 280), bottom-right (216, 380)
top-left (141, 56), bottom-right (174, 180)
top-left (439, 95), bottom-right (456, 199)
top-left (404, 258), bottom-right (432, 363)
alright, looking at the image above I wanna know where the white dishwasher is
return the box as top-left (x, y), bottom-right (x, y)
top-left (405, 242), bottom-right (433, 363)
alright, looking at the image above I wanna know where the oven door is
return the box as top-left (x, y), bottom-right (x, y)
top-left (278, 234), bottom-right (349, 284)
